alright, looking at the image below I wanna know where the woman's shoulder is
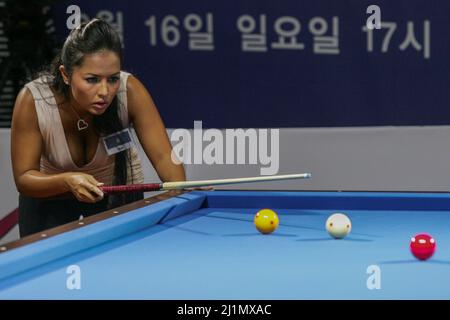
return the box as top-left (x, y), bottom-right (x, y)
top-left (124, 73), bottom-right (148, 95)
top-left (15, 86), bottom-right (35, 107)
top-left (12, 86), bottom-right (39, 128)
top-left (120, 72), bottom-right (150, 102)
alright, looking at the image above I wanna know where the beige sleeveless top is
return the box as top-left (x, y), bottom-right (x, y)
top-left (24, 71), bottom-right (144, 185)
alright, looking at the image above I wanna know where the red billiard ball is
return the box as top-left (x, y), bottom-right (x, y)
top-left (410, 233), bottom-right (436, 261)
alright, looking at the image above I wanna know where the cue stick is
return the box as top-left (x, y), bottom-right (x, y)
top-left (99, 173), bottom-right (312, 194)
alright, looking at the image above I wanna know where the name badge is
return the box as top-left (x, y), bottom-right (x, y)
top-left (102, 128), bottom-right (135, 156)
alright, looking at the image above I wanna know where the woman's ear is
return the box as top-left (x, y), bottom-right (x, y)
top-left (59, 65), bottom-right (70, 85)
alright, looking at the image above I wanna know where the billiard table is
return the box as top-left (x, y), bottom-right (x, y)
top-left (1, 190), bottom-right (450, 299)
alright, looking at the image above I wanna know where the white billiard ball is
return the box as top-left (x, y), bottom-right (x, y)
top-left (326, 213), bottom-right (352, 239)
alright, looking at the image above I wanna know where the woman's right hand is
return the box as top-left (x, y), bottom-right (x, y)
top-left (62, 172), bottom-right (104, 203)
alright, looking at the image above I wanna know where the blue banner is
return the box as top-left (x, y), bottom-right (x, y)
top-left (51, 0), bottom-right (450, 128)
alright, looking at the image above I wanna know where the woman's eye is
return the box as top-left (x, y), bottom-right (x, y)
top-left (86, 77), bottom-right (99, 84)
top-left (85, 76), bottom-right (119, 84)
top-left (108, 76), bottom-right (120, 84)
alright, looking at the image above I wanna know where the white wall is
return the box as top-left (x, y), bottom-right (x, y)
top-left (2, 126), bottom-right (450, 243)
top-left (182, 126), bottom-right (450, 191)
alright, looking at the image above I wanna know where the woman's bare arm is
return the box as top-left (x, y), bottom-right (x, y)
top-left (11, 87), bottom-right (103, 202)
top-left (126, 75), bottom-right (186, 182)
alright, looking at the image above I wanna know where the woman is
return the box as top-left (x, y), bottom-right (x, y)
top-left (11, 19), bottom-right (185, 237)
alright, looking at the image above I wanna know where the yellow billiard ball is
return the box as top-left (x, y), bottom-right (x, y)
top-left (254, 209), bottom-right (279, 234)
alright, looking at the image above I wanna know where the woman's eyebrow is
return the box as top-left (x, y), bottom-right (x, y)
top-left (85, 72), bottom-right (121, 77)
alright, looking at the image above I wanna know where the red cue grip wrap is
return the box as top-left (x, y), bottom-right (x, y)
top-left (100, 183), bottom-right (162, 194)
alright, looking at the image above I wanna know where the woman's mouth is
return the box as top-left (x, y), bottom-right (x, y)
top-left (92, 101), bottom-right (108, 110)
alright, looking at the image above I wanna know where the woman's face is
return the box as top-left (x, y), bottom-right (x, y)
top-left (61, 50), bottom-right (121, 116)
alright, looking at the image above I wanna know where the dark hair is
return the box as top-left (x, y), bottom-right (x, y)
top-left (45, 19), bottom-right (137, 207)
